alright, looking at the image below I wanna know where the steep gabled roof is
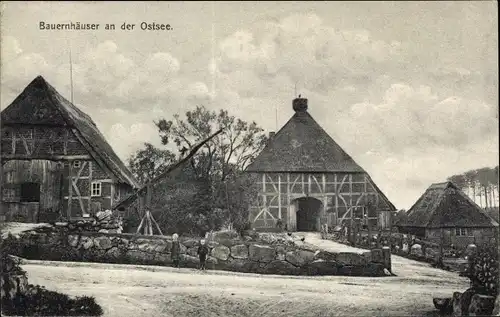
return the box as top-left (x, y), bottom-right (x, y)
top-left (403, 181), bottom-right (498, 228)
top-left (246, 98), bottom-right (365, 173)
top-left (1, 76), bottom-right (140, 189)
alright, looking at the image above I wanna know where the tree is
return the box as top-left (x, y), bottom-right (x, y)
top-left (477, 167), bottom-right (491, 208)
top-left (155, 106), bottom-right (268, 184)
top-left (127, 106), bottom-right (268, 234)
top-left (448, 174), bottom-right (467, 191)
top-left (392, 209), bottom-right (408, 226)
top-left (464, 169), bottom-right (478, 203)
top-left (128, 143), bottom-right (176, 184)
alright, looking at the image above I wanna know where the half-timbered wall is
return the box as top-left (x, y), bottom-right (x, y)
top-left (248, 172), bottom-right (393, 231)
top-left (1, 125), bottom-right (132, 221)
top-left (1, 125), bottom-right (89, 158)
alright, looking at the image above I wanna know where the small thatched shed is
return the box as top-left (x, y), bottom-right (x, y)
top-left (399, 181), bottom-right (499, 248)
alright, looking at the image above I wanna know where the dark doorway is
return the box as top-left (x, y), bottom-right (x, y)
top-left (296, 197), bottom-right (322, 231)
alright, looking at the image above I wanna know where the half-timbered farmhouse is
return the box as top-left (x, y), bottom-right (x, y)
top-left (0, 76), bottom-right (140, 222)
top-left (245, 97), bottom-right (396, 232)
top-left (398, 181), bottom-right (499, 248)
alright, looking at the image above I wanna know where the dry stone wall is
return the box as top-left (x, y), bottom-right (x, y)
top-left (6, 227), bottom-right (392, 277)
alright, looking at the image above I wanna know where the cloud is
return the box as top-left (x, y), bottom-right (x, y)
top-left (216, 14), bottom-right (403, 93)
top-left (337, 83), bottom-right (498, 154)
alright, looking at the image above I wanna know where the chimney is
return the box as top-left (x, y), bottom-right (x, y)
top-left (293, 96), bottom-right (308, 112)
top-left (267, 132), bottom-right (275, 145)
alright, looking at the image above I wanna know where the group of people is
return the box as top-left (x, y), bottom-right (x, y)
top-left (170, 233), bottom-right (209, 270)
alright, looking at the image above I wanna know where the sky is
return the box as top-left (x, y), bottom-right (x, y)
top-left (1, 1), bottom-right (498, 209)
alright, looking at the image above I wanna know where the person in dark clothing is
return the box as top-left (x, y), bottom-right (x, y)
top-left (171, 233), bottom-right (181, 268)
top-left (197, 239), bottom-right (209, 270)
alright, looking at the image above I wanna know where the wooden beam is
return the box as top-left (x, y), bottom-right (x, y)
top-left (68, 161), bottom-right (73, 218)
top-left (151, 212), bottom-right (164, 236)
top-left (88, 162), bottom-right (93, 214)
top-left (277, 174), bottom-right (281, 219)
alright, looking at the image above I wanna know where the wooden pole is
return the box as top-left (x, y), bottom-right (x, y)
top-left (136, 210), bottom-right (145, 234)
top-left (151, 214), bottom-right (164, 236)
top-left (147, 211), bottom-right (153, 236)
top-left (367, 208), bottom-right (372, 249)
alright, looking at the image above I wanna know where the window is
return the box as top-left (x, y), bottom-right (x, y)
top-left (91, 181), bottom-right (102, 197)
top-left (2, 188), bottom-right (16, 201)
top-left (73, 160), bottom-right (81, 169)
top-left (20, 182), bottom-right (40, 202)
top-left (455, 228), bottom-right (473, 237)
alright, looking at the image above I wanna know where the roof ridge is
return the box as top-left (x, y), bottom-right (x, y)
top-left (246, 105), bottom-right (365, 173)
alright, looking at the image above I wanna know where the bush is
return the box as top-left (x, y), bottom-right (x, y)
top-left (1, 284), bottom-right (103, 316)
top-left (467, 245), bottom-right (499, 296)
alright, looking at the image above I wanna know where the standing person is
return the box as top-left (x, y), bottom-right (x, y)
top-left (171, 233), bottom-right (181, 268)
top-left (197, 239), bottom-right (209, 270)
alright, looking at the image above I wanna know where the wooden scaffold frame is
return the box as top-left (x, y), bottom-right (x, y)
top-left (131, 129), bottom-right (224, 236)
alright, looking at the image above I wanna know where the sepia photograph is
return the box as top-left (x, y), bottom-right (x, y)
top-left (0, 1), bottom-right (498, 316)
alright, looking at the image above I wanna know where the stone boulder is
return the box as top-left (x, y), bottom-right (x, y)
top-left (206, 256), bottom-right (218, 266)
top-left (227, 258), bottom-right (260, 273)
top-left (230, 244), bottom-right (249, 259)
top-left (453, 289), bottom-right (476, 317)
top-left (493, 293), bottom-right (500, 316)
top-left (275, 246), bottom-right (286, 261)
top-left (314, 250), bottom-right (337, 262)
top-left (410, 244), bottom-right (423, 257)
top-left (286, 250), bottom-right (315, 267)
top-left (425, 247), bottom-right (438, 260)
top-left (249, 244), bottom-right (276, 263)
top-left (187, 247), bottom-right (198, 257)
top-left (105, 247), bottom-right (121, 259)
top-left (433, 297), bottom-right (453, 314)
top-left (305, 259), bottom-right (338, 275)
top-left (363, 262), bottom-right (386, 277)
top-left (126, 250), bottom-right (154, 263)
top-left (338, 265), bottom-right (364, 276)
top-left (208, 240), bottom-right (220, 249)
top-left (211, 230), bottom-right (240, 241)
top-left (80, 236), bottom-right (94, 249)
top-left (180, 243), bottom-right (187, 254)
top-left (294, 241), bottom-right (319, 253)
top-left (155, 253), bottom-right (171, 264)
top-left (263, 260), bottom-right (298, 275)
top-left (94, 236), bottom-right (113, 250)
top-left (67, 235), bottom-right (79, 247)
top-left (180, 254), bottom-right (199, 268)
top-left (182, 239), bottom-right (199, 248)
top-left (468, 294), bottom-right (495, 316)
top-left (336, 252), bottom-right (366, 266)
top-left (134, 240), bottom-right (159, 253)
top-left (212, 245), bottom-right (231, 261)
top-left (154, 243), bottom-right (168, 253)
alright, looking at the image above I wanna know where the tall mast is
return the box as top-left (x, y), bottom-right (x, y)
top-left (69, 47), bottom-right (74, 104)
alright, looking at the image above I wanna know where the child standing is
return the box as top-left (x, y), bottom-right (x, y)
top-left (197, 239), bottom-right (209, 270)
top-left (171, 233), bottom-right (181, 268)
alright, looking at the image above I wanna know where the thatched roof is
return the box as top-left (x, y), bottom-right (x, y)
top-left (403, 181), bottom-right (499, 228)
top-left (245, 98), bottom-right (365, 173)
top-left (1, 76), bottom-right (140, 189)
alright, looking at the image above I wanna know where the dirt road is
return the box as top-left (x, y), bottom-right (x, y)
top-left (22, 256), bottom-right (468, 317)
